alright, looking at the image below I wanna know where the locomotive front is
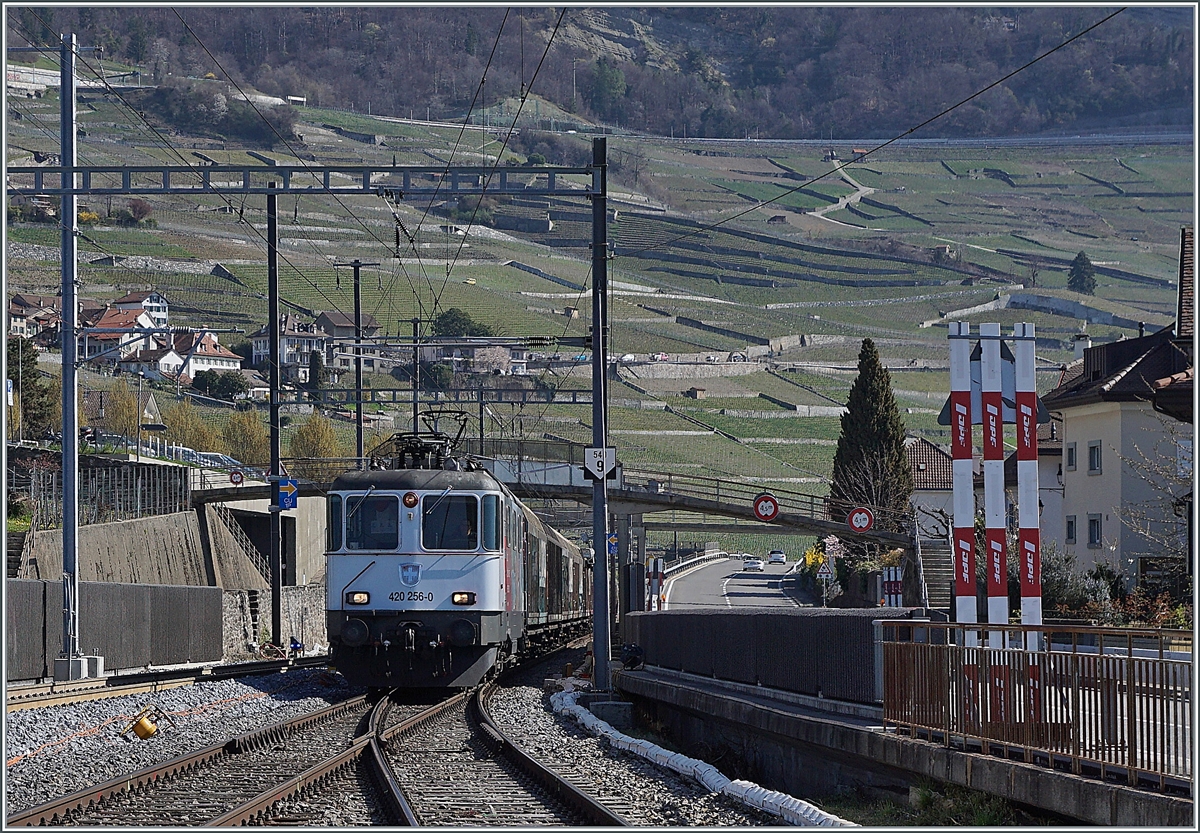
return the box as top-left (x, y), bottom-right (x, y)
top-left (326, 464), bottom-right (523, 688)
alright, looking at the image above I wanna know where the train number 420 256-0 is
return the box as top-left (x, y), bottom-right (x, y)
top-left (389, 591), bottom-right (434, 602)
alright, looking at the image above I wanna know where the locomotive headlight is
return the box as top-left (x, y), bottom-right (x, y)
top-left (402, 491), bottom-right (419, 508)
top-left (451, 591), bottom-right (476, 605)
top-left (346, 591), bottom-right (370, 605)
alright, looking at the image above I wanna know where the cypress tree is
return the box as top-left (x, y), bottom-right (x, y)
top-left (6, 336), bottom-right (55, 437)
top-left (829, 338), bottom-right (913, 541)
top-left (1067, 251), bottom-right (1096, 295)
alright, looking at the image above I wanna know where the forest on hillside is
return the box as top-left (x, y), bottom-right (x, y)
top-left (9, 6), bottom-right (1193, 140)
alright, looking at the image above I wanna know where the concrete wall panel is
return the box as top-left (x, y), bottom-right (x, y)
top-left (627, 608), bottom-right (914, 704)
top-left (7, 579), bottom-right (50, 681)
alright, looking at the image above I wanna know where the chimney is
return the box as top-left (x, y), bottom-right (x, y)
top-left (1073, 333), bottom-right (1092, 360)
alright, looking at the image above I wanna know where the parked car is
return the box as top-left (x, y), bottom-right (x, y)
top-left (742, 558), bottom-right (765, 572)
top-left (705, 354), bottom-right (719, 363)
top-left (619, 353), bottom-right (636, 363)
top-left (730, 353), bottom-right (747, 362)
top-left (768, 550), bottom-right (786, 564)
top-left (650, 352), bottom-right (669, 362)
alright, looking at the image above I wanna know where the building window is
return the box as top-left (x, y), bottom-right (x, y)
top-left (1065, 516), bottom-right (1076, 544)
top-left (1087, 514), bottom-right (1102, 548)
top-left (1087, 441), bottom-right (1102, 474)
top-left (1065, 443), bottom-right (1077, 471)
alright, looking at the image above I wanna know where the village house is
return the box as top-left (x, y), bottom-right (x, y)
top-left (250, 314), bottom-right (330, 384)
top-left (78, 307), bottom-right (156, 364)
top-left (1041, 227), bottom-right (1193, 586)
top-left (116, 346), bottom-right (185, 382)
top-left (172, 330), bottom-right (242, 382)
top-left (316, 310), bottom-right (382, 371)
top-left (113, 290), bottom-right (170, 328)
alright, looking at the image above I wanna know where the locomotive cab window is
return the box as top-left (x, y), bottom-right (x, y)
top-left (482, 494), bottom-right (501, 551)
top-left (346, 495), bottom-right (400, 550)
top-left (423, 495), bottom-right (478, 551)
top-left (328, 494), bottom-right (343, 551)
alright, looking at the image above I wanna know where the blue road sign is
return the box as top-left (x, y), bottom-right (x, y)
top-left (277, 478), bottom-right (299, 510)
top-left (607, 532), bottom-right (618, 556)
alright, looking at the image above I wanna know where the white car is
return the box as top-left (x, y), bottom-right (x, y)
top-left (742, 558), bottom-right (765, 572)
top-left (768, 550), bottom-right (786, 564)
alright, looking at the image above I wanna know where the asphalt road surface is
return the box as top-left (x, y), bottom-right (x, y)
top-left (662, 557), bottom-right (815, 609)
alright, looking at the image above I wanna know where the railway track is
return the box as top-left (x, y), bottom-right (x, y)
top-left (9, 649), bottom-right (625, 827)
top-left (6, 695), bottom-right (378, 826)
top-left (381, 681), bottom-right (628, 826)
top-left (6, 657), bottom-right (331, 713)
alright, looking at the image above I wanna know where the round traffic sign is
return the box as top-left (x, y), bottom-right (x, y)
top-left (847, 507), bottom-right (874, 532)
top-left (752, 492), bottom-right (780, 522)
top-left (230, 470), bottom-right (244, 486)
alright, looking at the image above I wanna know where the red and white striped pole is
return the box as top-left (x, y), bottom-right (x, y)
top-left (948, 322), bottom-right (976, 628)
top-left (1013, 323), bottom-right (1042, 718)
top-left (980, 323), bottom-right (1009, 723)
top-left (949, 323), bottom-right (980, 727)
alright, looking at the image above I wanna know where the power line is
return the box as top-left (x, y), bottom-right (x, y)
top-left (615, 7), bottom-right (1129, 260)
top-left (170, 9), bottom-right (428, 319)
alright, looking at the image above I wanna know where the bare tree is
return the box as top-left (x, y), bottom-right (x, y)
top-left (473, 346), bottom-right (511, 375)
top-left (1113, 413), bottom-right (1193, 595)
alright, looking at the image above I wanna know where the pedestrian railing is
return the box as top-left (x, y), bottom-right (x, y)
top-left (881, 621), bottom-right (1192, 793)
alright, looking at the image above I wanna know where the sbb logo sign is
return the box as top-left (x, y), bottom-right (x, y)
top-left (847, 507), bottom-right (874, 532)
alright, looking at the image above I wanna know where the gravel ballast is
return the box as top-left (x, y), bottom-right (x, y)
top-left (4, 669), bottom-right (361, 815)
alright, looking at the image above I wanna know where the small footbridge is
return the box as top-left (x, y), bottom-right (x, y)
top-left (192, 458), bottom-right (912, 550)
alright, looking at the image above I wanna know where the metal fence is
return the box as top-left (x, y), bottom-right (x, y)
top-left (29, 464), bottom-right (192, 528)
top-left (881, 621), bottom-right (1192, 793)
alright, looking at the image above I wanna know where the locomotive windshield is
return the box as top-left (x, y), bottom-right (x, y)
top-left (423, 494), bottom-right (478, 551)
top-left (346, 495), bottom-right (400, 550)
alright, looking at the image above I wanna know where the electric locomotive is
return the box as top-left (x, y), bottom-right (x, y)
top-left (326, 421), bottom-right (591, 688)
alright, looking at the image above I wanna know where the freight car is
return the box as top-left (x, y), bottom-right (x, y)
top-left (325, 424), bottom-right (591, 688)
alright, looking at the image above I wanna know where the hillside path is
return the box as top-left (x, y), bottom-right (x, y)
top-left (810, 167), bottom-right (876, 226)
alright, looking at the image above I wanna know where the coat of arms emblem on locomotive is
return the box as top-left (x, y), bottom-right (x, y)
top-left (400, 564), bottom-right (421, 586)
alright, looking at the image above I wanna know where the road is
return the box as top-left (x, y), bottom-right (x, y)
top-left (662, 557), bottom-right (807, 609)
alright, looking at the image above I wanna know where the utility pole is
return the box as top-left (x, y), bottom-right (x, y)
top-left (590, 137), bottom-right (611, 690)
top-left (412, 318), bottom-right (421, 432)
top-left (57, 33), bottom-right (82, 680)
top-left (335, 259), bottom-right (378, 464)
top-left (267, 186), bottom-right (283, 650)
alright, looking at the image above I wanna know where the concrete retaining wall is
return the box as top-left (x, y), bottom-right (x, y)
top-left (676, 317), bottom-right (771, 345)
top-left (20, 512), bottom-right (213, 586)
top-left (618, 671), bottom-right (1191, 826)
top-left (18, 509), bottom-right (270, 590)
top-left (928, 292), bottom-right (1155, 330)
top-left (620, 363), bottom-right (762, 380)
top-left (221, 584), bottom-right (328, 661)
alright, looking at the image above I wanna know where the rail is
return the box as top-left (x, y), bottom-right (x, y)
top-left (881, 621), bottom-right (1192, 794)
top-left (476, 682), bottom-right (629, 826)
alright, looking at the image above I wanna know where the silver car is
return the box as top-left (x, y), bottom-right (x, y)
top-left (742, 558), bottom-right (765, 572)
